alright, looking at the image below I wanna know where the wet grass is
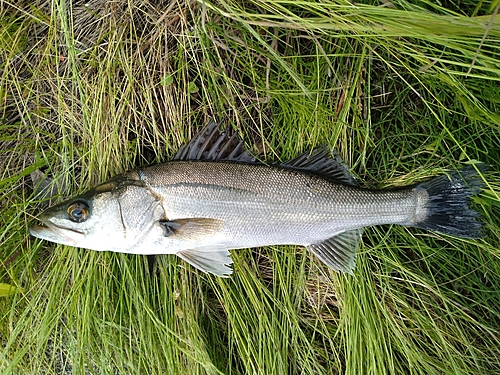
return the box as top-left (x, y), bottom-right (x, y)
top-left (1, 0), bottom-right (500, 374)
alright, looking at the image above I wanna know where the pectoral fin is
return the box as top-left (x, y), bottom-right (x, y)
top-left (177, 248), bottom-right (233, 277)
top-left (306, 229), bottom-right (363, 274)
top-left (159, 218), bottom-right (224, 240)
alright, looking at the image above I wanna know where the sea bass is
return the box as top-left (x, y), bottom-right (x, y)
top-left (30, 121), bottom-right (486, 276)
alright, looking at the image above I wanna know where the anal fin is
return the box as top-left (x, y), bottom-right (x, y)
top-left (306, 229), bottom-right (363, 274)
top-left (177, 248), bottom-right (233, 277)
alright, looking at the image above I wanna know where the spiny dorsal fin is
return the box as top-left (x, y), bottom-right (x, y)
top-left (173, 120), bottom-right (255, 162)
top-left (177, 248), bottom-right (233, 277)
top-left (280, 147), bottom-right (357, 186)
top-left (306, 229), bottom-right (363, 274)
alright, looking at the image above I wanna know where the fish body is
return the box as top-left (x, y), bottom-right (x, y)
top-left (135, 161), bottom-right (418, 251)
top-left (30, 122), bottom-right (486, 276)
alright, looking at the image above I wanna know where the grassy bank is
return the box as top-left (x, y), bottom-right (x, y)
top-left (1, 0), bottom-right (499, 374)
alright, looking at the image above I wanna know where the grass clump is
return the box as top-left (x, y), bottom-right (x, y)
top-left (1, 0), bottom-right (499, 374)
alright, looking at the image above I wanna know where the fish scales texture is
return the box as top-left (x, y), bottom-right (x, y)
top-left (138, 161), bottom-right (417, 248)
top-left (29, 122), bottom-right (487, 276)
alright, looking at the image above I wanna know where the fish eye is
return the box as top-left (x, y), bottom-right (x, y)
top-left (67, 201), bottom-right (90, 223)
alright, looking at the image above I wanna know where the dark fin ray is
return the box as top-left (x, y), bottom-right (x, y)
top-left (281, 147), bottom-right (357, 186)
top-left (408, 164), bottom-right (488, 238)
top-left (306, 229), bottom-right (363, 273)
top-left (173, 120), bottom-right (255, 162)
top-left (173, 120), bottom-right (216, 160)
top-left (177, 248), bottom-right (233, 277)
top-left (159, 218), bottom-right (224, 240)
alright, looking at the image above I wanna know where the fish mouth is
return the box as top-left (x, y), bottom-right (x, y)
top-left (29, 220), bottom-right (85, 245)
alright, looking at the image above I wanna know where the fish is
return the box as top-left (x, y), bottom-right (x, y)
top-left (29, 121), bottom-right (487, 277)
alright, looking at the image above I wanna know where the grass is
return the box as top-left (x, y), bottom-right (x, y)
top-left (1, 0), bottom-right (499, 374)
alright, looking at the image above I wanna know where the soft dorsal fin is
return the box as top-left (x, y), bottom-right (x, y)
top-left (280, 147), bottom-right (357, 186)
top-left (173, 120), bottom-right (255, 162)
top-left (306, 229), bottom-right (363, 273)
top-left (176, 248), bottom-right (234, 277)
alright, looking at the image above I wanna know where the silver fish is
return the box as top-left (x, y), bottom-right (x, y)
top-left (30, 121), bottom-right (486, 276)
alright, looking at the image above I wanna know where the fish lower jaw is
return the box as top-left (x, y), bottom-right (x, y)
top-left (29, 222), bottom-right (85, 245)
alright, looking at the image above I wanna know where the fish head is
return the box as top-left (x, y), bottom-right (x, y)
top-left (30, 175), bottom-right (161, 251)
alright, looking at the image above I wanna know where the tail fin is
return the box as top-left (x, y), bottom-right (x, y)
top-left (411, 164), bottom-right (487, 238)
